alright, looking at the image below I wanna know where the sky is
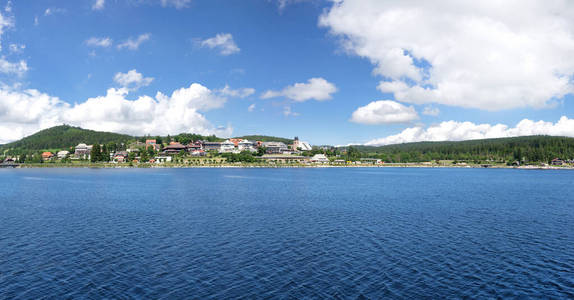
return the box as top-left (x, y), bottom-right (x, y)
top-left (0, 0), bottom-right (573, 146)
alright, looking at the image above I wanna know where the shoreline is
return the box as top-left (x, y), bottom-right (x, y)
top-left (4, 163), bottom-right (573, 170)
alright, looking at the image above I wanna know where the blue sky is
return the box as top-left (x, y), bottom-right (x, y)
top-left (0, 0), bottom-right (573, 145)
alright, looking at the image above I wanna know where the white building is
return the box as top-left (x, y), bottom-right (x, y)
top-left (155, 156), bottom-right (172, 163)
top-left (311, 154), bottom-right (329, 163)
top-left (57, 150), bottom-right (70, 159)
top-left (238, 140), bottom-right (256, 152)
top-left (74, 143), bottom-right (93, 159)
top-left (220, 140), bottom-right (236, 153)
top-left (298, 141), bottom-right (312, 151)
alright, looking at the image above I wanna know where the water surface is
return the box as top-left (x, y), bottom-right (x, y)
top-left (1, 168), bottom-right (573, 298)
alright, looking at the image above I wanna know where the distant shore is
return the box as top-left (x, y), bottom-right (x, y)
top-left (4, 163), bottom-right (573, 170)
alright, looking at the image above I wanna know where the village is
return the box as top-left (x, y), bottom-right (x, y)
top-left (10, 136), bottom-right (383, 167)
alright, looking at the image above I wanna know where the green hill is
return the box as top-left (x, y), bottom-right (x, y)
top-left (234, 135), bottom-right (294, 144)
top-left (0, 125), bottom-right (134, 151)
top-left (342, 136), bottom-right (574, 163)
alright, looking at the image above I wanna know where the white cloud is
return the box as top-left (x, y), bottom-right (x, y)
top-left (92, 0), bottom-right (105, 10)
top-left (44, 8), bottom-right (65, 16)
top-left (351, 100), bottom-right (418, 125)
top-left (248, 103), bottom-right (256, 112)
top-left (113, 69), bottom-right (154, 91)
top-left (200, 33), bottom-right (240, 55)
top-left (85, 37), bottom-right (113, 48)
top-left (319, 0), bottom-right (574, 110)
top-left (218, 85), bottom-right (255, 98)
top-left (283, 106), bottom-right (300, 117)
top-left (117, 33), bottom-right (150, 50)
top-left (8, 43), bottom-right (25, 54)
top-left (4, 1), bottom-right (11, 13)
top-left (365, 117), bottom-right (574, 146)
top-left (276, 0), bottom-right (310, 11)
top-left (161, 0), bottom-right (192, 9)
top-left (0, 10), bottom-right (13, 50)
top-left (0, 57), bottom-right (27, 76)
top-left (261, 77), bottom-right (337, 102)
top-left (422, 106), bottom-right (440, 116)
top-left (0, 83), bottom-right (232, 144)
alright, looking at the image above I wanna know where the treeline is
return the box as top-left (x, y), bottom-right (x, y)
top-left (0, 125), bottom-right (133, 152)
top-left (344, 136), bottom-right (574, 163)
top-left (0, 125), bottom-right (227, 155)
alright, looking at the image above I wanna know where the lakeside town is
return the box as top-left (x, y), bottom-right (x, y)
top-left (2, 134), bottom-right (574, 169)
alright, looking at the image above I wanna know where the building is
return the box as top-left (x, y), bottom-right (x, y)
top-left (229, 138), bottom-right (243, 147)
top-left (310, 154), bottom-right (329, 163)
top-left (259, 154), bottom-right (309, 164)
top-left (57, 150), bottom-right (70, 159)
top-left (162, 143), bottom-right (186, 155)
top-left (551, 158), bottom-right (564, 166)
top-left (186, 141), bottom-right (202, 152)
top-left (114, 151), bottom-right (128, 163)
top-left (145, 139), bottom-right (161, 151)
top-left (203, 141), bottom-right (222, 152)
top-left (238, 140), bottom-right (256, 152)
top-left (74, 143), bottom-right (93, 159)
top-left (190, 150), bottom-right (206, 157)
top-left (262, 142), bottom-right (289, 154)
top-left (220, 140), bottom-right (236, 153)
top-left (155, 156), bottom-right (172, 163)
top-left (42, 152), bottom-right (54, 160)
top-left (360, 158), bottom-right (382, 165)
top-left (291, 137), bottom-right (312, 151)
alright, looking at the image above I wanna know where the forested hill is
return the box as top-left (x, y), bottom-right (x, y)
top-left (234, 135), bottom-right (294, 144)
top-left (0, 125), bottom-right (133, 150)
top-left (345, 136), bottom-right (574, 163)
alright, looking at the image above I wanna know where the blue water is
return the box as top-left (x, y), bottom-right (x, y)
top-left (0, 168), bottom-right (573, 299)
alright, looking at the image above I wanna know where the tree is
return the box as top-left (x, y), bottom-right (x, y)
top-left (90, 144), bottom-right (101, 162)
top-left (101, 144), bottom-right (109, 162)
top-left (140, 149), bottom-right (149, 163)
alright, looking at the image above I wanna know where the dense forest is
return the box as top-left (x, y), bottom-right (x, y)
top-left (342, 136), bottom-right (574, 164)
top-left (0, 125), bottom-right (133, 151)
top-left (0, 125), bottom-right (225, 154)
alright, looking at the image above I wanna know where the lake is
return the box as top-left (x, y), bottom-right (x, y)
top-left (0, 168), bottom-right (573, 298)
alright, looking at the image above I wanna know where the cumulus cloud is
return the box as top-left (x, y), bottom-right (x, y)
top-left (113, 69), bottom-right (154, 91)
top-left (92, 0), bottom-right (105, 10)
top-left (0, 57), bottom-right (27, 76)
top-left (85, 37), bottom-right (112, 48)
top-left (248, 103), bottom-right (256, 112)
top-left (365, 117), bottom-right (574, 146)
top-left (117, 33), bottom-right (150, 50)
top-left (351, 100), bottom-right (418, 124)
top-left (0, 83), bottom-right (232, 144)
top-left (218, 85), bottom-right (255, 98)
top-left (200, 33), bottom-right (240, 55)
top-left (261, 77), bottom-right (337, 102)
top-left (161, 0), bottom-right (192, 9)
top-left (319, 0), bottom-right (574, 110)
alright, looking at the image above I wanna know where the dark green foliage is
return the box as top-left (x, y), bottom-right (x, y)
top-left (346, 136), bottom-right (574, 163)
top-left (0, 125), bottom-right (132, 151)
top-left (90, 144), bottom-right (101, 162)
top-left (173, 133), bottom-right (222, 144)
top-left (220, 151), bottom-right (257, 163)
